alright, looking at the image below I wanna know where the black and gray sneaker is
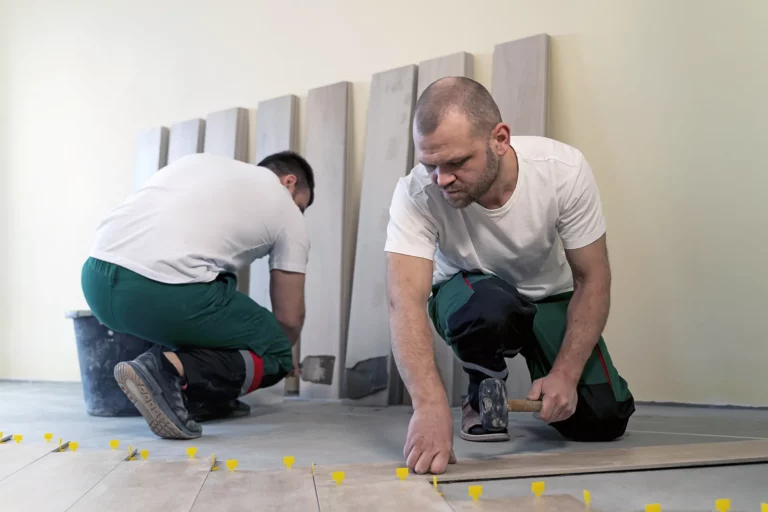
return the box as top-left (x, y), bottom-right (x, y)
top-left (187, 399), bottom-right (251, 423)
top-left (114, 347), bottom-right (202, 439)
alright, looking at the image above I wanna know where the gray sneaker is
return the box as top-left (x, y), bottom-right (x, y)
top-left (114, 347), bottom-right (202, 439)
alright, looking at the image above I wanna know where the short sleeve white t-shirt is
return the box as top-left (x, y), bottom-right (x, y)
top-left (90, 153), bottom-right (310, 284)
top-left (384, 136), bottom-right (606, 301)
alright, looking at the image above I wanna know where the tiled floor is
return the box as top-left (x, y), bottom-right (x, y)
top-left (1, 381), bottom-right (767, 510)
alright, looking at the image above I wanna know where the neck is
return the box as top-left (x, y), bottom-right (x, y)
top-left (476, 146), bottom-right (519, 210)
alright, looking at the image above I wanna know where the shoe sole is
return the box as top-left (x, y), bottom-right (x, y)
top-left (459, 430), bottom-right (510, 442)
top-left (114, 362), bottom-right (201, 440)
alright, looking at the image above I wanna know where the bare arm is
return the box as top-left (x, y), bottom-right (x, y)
top-left (552, 234), bottom-right (612, 383)
top-left (386, 252), bottom-right (448, 409)
top-left (269, 269), bottom-right (306, 345)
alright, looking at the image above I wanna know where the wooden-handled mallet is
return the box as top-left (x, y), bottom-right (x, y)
top-left (507, 399), bottom-right (542, 412)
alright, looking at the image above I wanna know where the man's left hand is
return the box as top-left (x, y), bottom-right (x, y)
top-left (527, 372), bottom-right (579, 423)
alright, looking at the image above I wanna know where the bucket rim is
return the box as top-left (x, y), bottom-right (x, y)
top-left (65, 309), bottom-right (94, 319)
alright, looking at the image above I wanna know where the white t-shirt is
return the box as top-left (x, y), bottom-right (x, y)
top-left (384, 136), bottom-right (606, 301)
top-left (90, 153), bottom-right (310, 284)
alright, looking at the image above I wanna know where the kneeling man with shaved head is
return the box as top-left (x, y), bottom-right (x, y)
top-left (385, 77), bottom-right (635, 474)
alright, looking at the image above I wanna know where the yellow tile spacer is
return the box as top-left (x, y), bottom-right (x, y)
top-left (396, 467), bottom-right (408, 480)
top-left (44, 433), bottom-right (53, 443)
top-left (715, 499), bottom-right (731, 512)
top-left (186, 447), bottom-right (197, 459)
top-left (109, 440), bottom-right (119, 450)
top-left (433, 475), bottom-right (438, 490)
top-left (58, 438), bottom-right (63, 448)
top-left (128, 444), bottom-right (135, 460)
top-left (283, 456), bottom-right (295, 470)
top-left (225, 459), bottom-right (238, 472)
top-left (468, 485), bottom-right (483, 501)
top-left (0, 432), bottom-right (3, 442)
top-left (531, 481), bottom-right (545, 497)
top-left (13, 434), bottom-right (22, 444)
top-left (211, 454), bottom-right (218, 471)
top-left (645, 504), bottom-right (661, 512)
top-left (331, 471), bottom-right (345, 485)
top-left (140, 449), bottom-right (149, 460)
top-left (761, 503), bottom-right (767, 512)
top-left (583, 489), bottom-right (591, 506)
top-left (311, 463), bottom-right (316, 475)
top-left (70, 441), bottom-right (79, 452)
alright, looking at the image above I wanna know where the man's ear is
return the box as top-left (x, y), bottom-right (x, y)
top-left (280, 174), bottom-right (297, 191)
top-left (491, 122), bottom-right (511, 155)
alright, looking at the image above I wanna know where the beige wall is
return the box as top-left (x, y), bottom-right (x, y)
top-left (2, 0), bottom-right (766, 405)
top-left (0, 0), bottom-right (9, 379)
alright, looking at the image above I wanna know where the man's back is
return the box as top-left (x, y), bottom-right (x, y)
top-left (90, 153), bottom-right (309, 284)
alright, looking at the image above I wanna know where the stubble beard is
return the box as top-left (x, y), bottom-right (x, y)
top-left (443, 145), bottom-right (500, 209)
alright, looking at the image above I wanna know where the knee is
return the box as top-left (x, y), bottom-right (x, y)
top-left (554, 417), bottom-right (630, 442)
top-left (448, 275), bottom-right (537, 348)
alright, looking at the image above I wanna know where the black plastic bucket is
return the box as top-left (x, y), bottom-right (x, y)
top-left (66, 310), bottom-right (154, 417)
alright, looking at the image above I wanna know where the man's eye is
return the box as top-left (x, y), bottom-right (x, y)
top-left (424, 164), bottom-right (437, 172)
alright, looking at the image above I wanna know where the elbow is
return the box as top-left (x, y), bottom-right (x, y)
top-left (275, 308), bottom-right (305, 335)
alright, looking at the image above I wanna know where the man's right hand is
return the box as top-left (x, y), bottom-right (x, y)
top-left (404, 403), bottom-right (457, 474)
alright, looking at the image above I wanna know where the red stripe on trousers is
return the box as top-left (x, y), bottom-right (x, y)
top-left (596, 345), bottom-right (613, 390)
top-left (247, 351), bottom-right (265, 393)
top-left (462, 274), bottom-right (473, 289)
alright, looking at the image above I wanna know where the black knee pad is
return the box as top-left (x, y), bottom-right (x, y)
top-left (550, 390), bottom-right (635, 442)
top-left (448, 275), bottom-right (538, 360)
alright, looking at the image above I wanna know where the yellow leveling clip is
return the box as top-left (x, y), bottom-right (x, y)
top-left (44, 433), bottom-right (53, 443)
top-left (109, 440), bottom-right (119, 450)
top-left (531, 481), bottom-right (545, 497)
top-left (468, 485), bottom-right (483, 501)
top-left (140, 449), bottom-right (149, 460)
top-left (396, 467), bottom-right (408, 480)
top-left (331, 471), bottom-right (345, 485)
top-left (187, 447), bottom-right (197, 459)
top-left (645, 504), bottom-right (661, 512)
top-left (70, 442), bottom-right (79, 452)
top-left (13, 434), bottom-right (22, 444)
top-left (715, 499), bottom-right (731, 512)
top-left (583, 490), bottom-right (591, 506)
top-left (225, 460), bottom-right (238, 472)
top-left (283, 456), bottom-right (295, 470)
top-left (211, 454), bottom-right (218, 471)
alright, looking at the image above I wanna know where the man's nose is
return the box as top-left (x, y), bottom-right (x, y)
top-left (433, 168), bottom-right (455, 187)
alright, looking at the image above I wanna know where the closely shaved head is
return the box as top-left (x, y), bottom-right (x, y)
top-left (412, 77), bottom-right (514, 209)
top-left (414, 77), bottom-right (502, 138)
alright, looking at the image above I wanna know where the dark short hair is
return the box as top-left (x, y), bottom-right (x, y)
top-left (414, 76), bottom-right (502, 137)
top-left (258, 150), bottom-right (315, 207)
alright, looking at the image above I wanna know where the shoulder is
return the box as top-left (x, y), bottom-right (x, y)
top-left (511, 136), bottom-right (585, 171)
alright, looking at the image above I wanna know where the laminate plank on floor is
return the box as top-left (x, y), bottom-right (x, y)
top-left (313, 439), bottom-right (768, 484)
top-left (167, 118), bottom-right (205, 164)
top-left (190, 468), bottom-right (317, 512)
top-left (132, 126), bottom-right (169, 192)
top-left (343, 64), bottom-right (417, 406)
top-left (68, 458), bottom-right (211, 512)
top-left (203, 106), bottom-right (249, 295)
top-left (317, 479), bottom-right (451, 511)
top-left (413, 51), bottom-right (475, 408)
top-left (449, 495), bottom-right (592, 511)
top-left (300, 82), bottom-right (351, 400)
top-left (0, 450), bottom-right (126, 512)
top-left (0, 442), bottom-right (57, 482)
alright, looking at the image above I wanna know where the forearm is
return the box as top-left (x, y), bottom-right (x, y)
top-left (275, 311), bottom-right (304, 346)
top-left (389, 303), bottom-right (448, 409)
top-left (551, 278), bottom-right (610, 383)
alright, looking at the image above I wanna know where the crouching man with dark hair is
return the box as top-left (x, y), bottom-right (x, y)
top-left (81, 151), bottom-right (315, 439)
